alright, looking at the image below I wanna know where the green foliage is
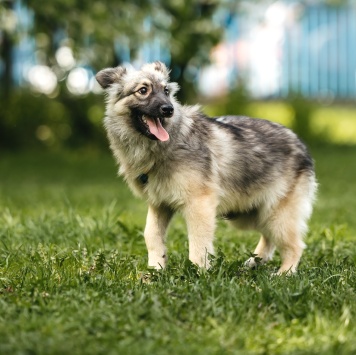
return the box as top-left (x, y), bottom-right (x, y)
top-left (287, 93), bottom-right (317, 143)
top-left (204, 82), bottom-right (251, 117)
top-left (23, 0), bottom-right (154, 69)
top-left (0, 90), bottom-right (106, 150)
top-left (0, 0), bottom-right (226, 103)
top-left (1, 147), bottom-right (356, 354)
top-left (19, 0), bottom-right (223, 102)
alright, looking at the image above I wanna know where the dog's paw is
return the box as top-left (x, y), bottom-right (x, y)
top-left (244, 257), bottom-right (255, 268)
top-left (244, 255), bottom-right (263, 269)
top-left (272, 266), bottom-right (297, 276)
top-left (190, 259), bottom-right (211, 269)
top-left (189, 255), bottom-right (211, 269)
top-left (148, 253), bottom-right (167, 270)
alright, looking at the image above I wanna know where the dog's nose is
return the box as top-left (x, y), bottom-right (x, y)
top-left (160, 104), bottom-right (174, 117)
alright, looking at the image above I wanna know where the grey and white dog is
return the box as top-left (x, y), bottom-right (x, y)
top-left (96, 61), bottom-right (317, 274)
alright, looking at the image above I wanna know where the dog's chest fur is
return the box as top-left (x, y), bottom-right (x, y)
top-left (108, 129), bottom-right (203, 209)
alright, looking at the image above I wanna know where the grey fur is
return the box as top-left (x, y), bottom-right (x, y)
top-left (96, 61), bottom-right (317, 273)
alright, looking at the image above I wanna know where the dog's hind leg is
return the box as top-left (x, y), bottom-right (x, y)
top-left (262, 209), bottom-right (306, 275)
top-left (183, 190), bottom-right (217, 268)
top-left (266, 175), bottom-right (316, 274)
top-left (144, 204), bottom-right (174, 269)
top-left (276, 235), bottom-right (305, 274)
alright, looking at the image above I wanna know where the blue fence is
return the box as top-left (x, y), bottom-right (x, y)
top-left (280, 4), bottom-right (356, 99)
top-left (8, 1), bottom-right (356, 100)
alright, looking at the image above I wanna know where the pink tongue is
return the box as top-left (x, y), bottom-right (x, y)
top-left (147, 118), bottom-right (169, 142)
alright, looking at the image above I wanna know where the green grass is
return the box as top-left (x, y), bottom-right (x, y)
top-left (1, 146), bottom-right (356, 355)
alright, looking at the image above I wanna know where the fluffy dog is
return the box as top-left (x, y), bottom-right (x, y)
top-left (96, 61), bottom-right (317, 274)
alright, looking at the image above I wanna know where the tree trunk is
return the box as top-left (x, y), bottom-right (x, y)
top-left (1, 0), bottom-right (14, 98)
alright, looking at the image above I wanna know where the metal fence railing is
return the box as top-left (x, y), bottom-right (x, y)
top-left (217, 2), bottom-right (356, 99)
top-left (281, 4), bottom-right (356, 99)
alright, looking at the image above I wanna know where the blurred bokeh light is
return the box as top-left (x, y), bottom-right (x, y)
top-left (1, 0), bottom-right (355, 149)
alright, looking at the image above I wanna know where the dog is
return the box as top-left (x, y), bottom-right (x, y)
top-left (96, 61), bottom-right (317, 274)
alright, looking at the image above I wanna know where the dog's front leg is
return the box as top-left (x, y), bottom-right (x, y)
top-left (183, 192), bottom-right (217, 268)
top-left (144, 204), bottom-right (173, 269)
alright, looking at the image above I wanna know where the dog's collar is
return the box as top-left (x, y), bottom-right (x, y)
top-left (138, 173), bottom-right (148, 185)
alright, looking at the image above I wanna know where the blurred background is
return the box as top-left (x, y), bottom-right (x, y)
top-left (0, 0), bottom-right (355, 151)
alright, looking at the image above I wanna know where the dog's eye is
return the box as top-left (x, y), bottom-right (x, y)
top-left (138, 87), bottom-right (148, 95)
top-left (164, 87), bottom-right (169, 96)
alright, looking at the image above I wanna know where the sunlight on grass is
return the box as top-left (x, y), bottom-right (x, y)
top-left (312, 106), bottom-right (356, 144)
top-left (206, 101), bottom-right (356, 144)
top-left (248, 102), bottom-right (356, 144)
top-left (245, 101), bottom-right (295, 127)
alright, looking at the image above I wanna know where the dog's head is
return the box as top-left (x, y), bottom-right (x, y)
top-left (96, 61), bottom-right (179, 142)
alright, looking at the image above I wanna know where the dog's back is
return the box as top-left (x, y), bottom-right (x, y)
top-left (208, 115), bottom-right (315, 206)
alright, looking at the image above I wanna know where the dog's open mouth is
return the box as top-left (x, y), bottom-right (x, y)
top-left (141, 115), bottom-right (169, 142)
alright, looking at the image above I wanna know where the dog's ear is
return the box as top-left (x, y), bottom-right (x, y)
top-left (167, 82), bottom-right (180, 96)
top-left (96, 67), bottom-right (127, 89)
top-left (142, 61), bottom-right (170, 80)
top-left (152, 61), bottom-right (169, 77)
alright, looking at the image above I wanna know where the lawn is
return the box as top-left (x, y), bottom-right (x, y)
top-left (1, 146), bottom-right (356, 355)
